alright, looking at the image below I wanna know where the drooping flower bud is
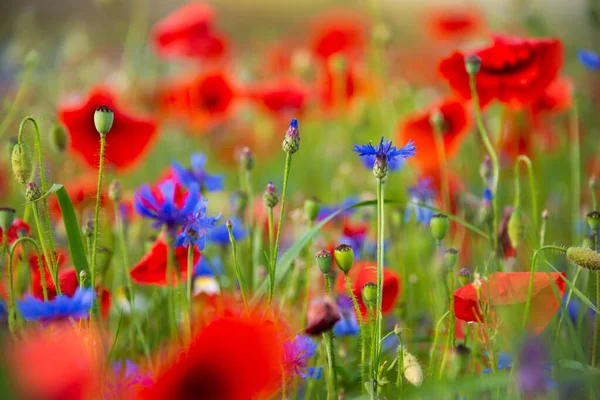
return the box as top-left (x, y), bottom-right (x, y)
top-left (0, 207), bottom-right (16, 233)
top-left (402, 347), bottom-right (424, 387)
top-left (305, 297), bottom-right (341, 336)
top-left (50, 122), bottom-right (69, 153)
top-left (315, 250), bottom-right (333, 275)
top-left (444, 248), bottom-right (458, 269)
top-left (362, 282), bottom-right (377, 309)
top-left (282, 118), bottom-right (300, 155)
top-left (25, 181), bottom-right (42, 202)
top-left (373, 154), bottom-right (388, 179)
top-left (11, 142), bottom-right (32, 184)
top-left (465, 54), bottom-right (481, 75)
top-left (334, 244), bottom-right (354, 274)
top-left (240, 146), bottom-right (254, 171)
top-left (457, 268), bottom-right (471, 286)
top-left (304, 197), bottom-right (320, 222)
top-left (430, 214), bottom-right (449, 242)
top-left (587, 211), bottom-right (600, 231)
top-left (94, 105), bottom-right (114, 136)
top-left (567, 247), bottom-right (600, 270)
top-left (508, 207), bottom-right (524, 248)
top-left (108, 179), bottom-right (122, 202)
top-left (263, 181), bottom-right (279, 209)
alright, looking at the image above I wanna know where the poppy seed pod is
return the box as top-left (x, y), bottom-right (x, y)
top-left (25, 182), bottom-right (42, 202)
top-left (11, 142), bottom-right (32, 184)
top-left (362, 282), bottom-right (377, 309)
top-left (587, 211), bottom-right (600, 231)
top-left (304, 197), bottom-right (320, 222)
top-left (334, 244), bottom-right (354, 274)
top-left (567, 247), bottom-right (600, 271)
top-left (315, 250), bottom-right (333, 275)
top-left (429, 109), bottom-right (445, 131)
top-left (402, 347), bottom-right (424, 387)
top-left (508, 207), bottom-right (524, 248)
top-left (94, 105), bottom-right (114, 136)
top-left (464, 54), bottom-right (481, 75)
top-left (50, 122), bottom-right (69, 153)
top-left (458, 268), bottom-right (471, 286)
top-left (282, 118), bottom-right (300, 155)
top-left (0, 207), bottom-right (16, 233)
top-left (430, 214), bottom-right (449, 242)
top-left (444, 248), bottom-right (459, 269)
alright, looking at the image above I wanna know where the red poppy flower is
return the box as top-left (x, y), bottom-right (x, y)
top-left (152, 2), bottom-right (228, 61)
top-left (438, 35), bottom-right (563, 108)
top-left (335, 261), bottom-right (401, 320)
top-left (0, 218), bottom-right (30, 245)
top-left (530, 77), bottom-right (573, 116)
top-left (454, 272), bottom-right (566, 334)
top-left (159, 72), bottom-right (235, 131)
top-left (319, 62), bottom-right (360, 109)
top-left (139, 316), bottom-right (282, 400)
top-left (130, 236), bottom-right (201, 286)
top-left (58, 87), bottom-right (158, 171)
top-left (398, 98), bottom-right (471, 172)
top-left (245, 79), bottom-right (310, 116)
top-left (426, 9), bottom-right (484, 40)
top-left (310, 10), bottom-right (366, 61)
top-left (49, 174), bottom-right (107, 220)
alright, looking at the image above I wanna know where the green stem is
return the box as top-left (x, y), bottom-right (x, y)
top-left (428, 311), bottom-right (450, 378)
top-left (369, 307), bottom-right (377, 399)
top-left (592, 271), bottom-right (600, 369)
top-left (556, 268), bottom-right (582, 341)
top-left (345, 273), bottom-right (366, 392)
top-left (468, 75), bottom-right (500, 255)
top-left (570, 104), bottom-right (581, 245)
top-left (324, 277), bottom-right (338, 399)
top-left (10, 237), bottom-right (45, 301)
top-left (374, 178), bottom-right (385, 389)
top-left (185, 244), bottom-right (194, 343)
top-left (396, 331), bottom-right (404, 391)
top-left (267, 206), bottom-right (275, 306)
top-left (514, 155), bottom-right (539, 238)
top-left (228, 222), bottom-right (249, 314)
top-left (165, 233), bottom-right (178, 337)
top-left (301, 220), bottom-right (314, 324)
top-left (244, 169), bottom-right (255, 293)
top-left (31, 204), bottom-right (59, 293)
top-left (432, 119), bottom-right (451, 212)
top-left (90, 134), bottom-right (107, 295)
top-left (448, 266), bottom-right (456, 348)
top-left (523, 245), bottom-right (566, 328)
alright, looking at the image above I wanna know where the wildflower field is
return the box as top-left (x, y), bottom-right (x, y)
top-left (1, 0), bottom-right (600, 398)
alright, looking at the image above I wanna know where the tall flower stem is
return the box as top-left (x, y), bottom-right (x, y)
top-left (301, 220), bottom-right (314, 323)
top-left (374, 177), bottom-right (385, 388)
top-left (324, 276), bottom-right (338, 399)
top-left (184, 244), bottom-right (194, 344)
top-left (267, 206), bottom-right (275, 305)
top-left (164, 233), bottom-right (178, 337)
top-left (569, 105), bottom-right (581, 245)
top-left (244, 169), bottom-right (255, 292)
top-left (514, 155), bottom-right (539, 239)
top-left (468, 75), bottom-right (500, 255)
top-left (228, 222), bottom-right (249, 314)
top-left (345, 273), bottom-right (366, 392)
top-left (428, 310), bottom-right (450, 378)
top-left (31, 204), bottom-right (59, 293)
top-left (592, 270), bottom-right (600, 370)
top-left (90, 134), bottom-right (107, 295)
top-left (432, 118), bottom-right (451, 212)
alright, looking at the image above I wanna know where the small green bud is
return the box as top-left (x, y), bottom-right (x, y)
top-left (508, 207), bottom-right (524, 248)
top-left (402, 347), bottom-right (424, 387)
top-left (588, 211), bottom-right (600, 231)
top-left (362, 282), bottom-right (377, 308)
top-left (0, 207), bottom-right (16, 233)
top-left (304, 197), bottom-right (320, 222)
top-left (25, 181), bottom-right (42, 202)
top-left (430, 214), bottom-right (449, 242)
top-left (457, 268), bottom-right (471, 286)
top-left (373, 154), bottom-right (388, 179)
top-left (50, 122), bottom-right (69, 153)
top-left (334, 244), bottom-right (354, 274)
top-left (94, 105), bottom-right (114, 136)
top-left (429, 109), bottom-right (445, 131)
top-left (465, 54), bottom-right (481, 75)
top-left (108, 179), bottom-right (122, 202)
top-left (444, 248), bottom-right (458, 269)
top-left (315, 250), bottom-right (333, 275)
top-left (282, 118), bottom-right (300, 155)
top-left (240, 146), bottom-right (254, 171)
top-left (11, 142), bottom-right (33, 184)
top-left (567, 247), bottom-right (600, 271)
top-left (263, 182), bottom-right (279, 209)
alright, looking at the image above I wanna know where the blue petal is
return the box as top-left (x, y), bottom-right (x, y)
top-left (578, 49), bottom-right (600, 70)
top-left (190, 153), bottom-right (207, 171)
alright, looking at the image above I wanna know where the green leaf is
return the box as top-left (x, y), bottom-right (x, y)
top-left (547, 262), bottom-right (598, 313)
top-left (26, 183), bottom-right (62, 204)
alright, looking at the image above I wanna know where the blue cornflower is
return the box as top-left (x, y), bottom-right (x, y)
top-left (135, 180), bottom-right (205, 235)
top-left (482, 352), bottom-right (513, 373)
top-left (562, 295), bottom-right (596, 324)
top-left (208, 217), bottom-right (247, 245)
top-left (195, 256), bottom-right (224, 277)
top-left (17, 287), bottom-right (95, 321)
top-left (175, 199), bottom-right (221, 250)
top-left (283, 334), bottom-right (323, 379)
top-left (105, 360), bottom-right (153, 398)
top-left (405, 178), bottom-right (436, 225)
top-left (0, 300), bottom-right (6, 323)
top-left (334, 295), bottom-right (360, 337)
top-left (483, 187), bottom-right (493, 201)
top-left (578, 49), bottom-right (600, 70)
top-left (317, 196), bottom-right (359, 221)
top-left (354, 137), bottom-right (416, 177)
top-left (172, 153), bottom-right (224, 192)
top-left (360, 153), bottom-right (405, 173)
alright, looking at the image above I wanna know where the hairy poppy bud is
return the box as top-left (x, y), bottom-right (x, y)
top-left (373, 154), bottom-right (388, 179)
top-left (50, 122), bottom-right (69, 153)
top-left (402, 347), bottom-right (424, 387)
top-left (304, 197), bottom-right (320, 222)
top-left (282, 118), bottom-right (300, 155)
top-left (588, 211), bottom-right (600, 231)
top-left (430, 214), bottom-right (449, 242)
top-left (567, 247), bottom-right (600, 270)
top-left (362, 282), bottom-right (377, 308)
top-left (263, 181), bottom-right (279, 209)
top-left (315, 250), bottom-right (333, 275)
top-left (508, 207), bottom-right (524, 248)
top-left (25, 181), bottom-right (42, 202)
top-left (305, 297), bottom-right (341, 336)
top-left (240, 146), bottom-right (254, 171)
top-left (108, 179), bottom-right (122, 202)
top-left (0, 207), bottom-right (16, 233)
top-left (94, 105), bottom-right (114, 136)
top-left (465, 54), bottom-right (481, 75)
top-left (334, 244), bottom-right (354, 274)
top-left (458, 268), bottom-right (471, 286)
top-left (444, 248), bottom-right (458, 269)
top-left (11, 142), bottom-right (32, 184)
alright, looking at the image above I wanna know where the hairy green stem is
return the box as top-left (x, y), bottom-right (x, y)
top-left (267, 206), bottom-right (275, 306)
top-left (31, 204), bottom-right (59, 293)
top-left (90, 134), bottom-right (107, 296)
top-left (228, 222), bottom-right (249, 314)
top-left (244, 169), bottom-right (255, 293)
top-left (324, 277), bottom-right (338, 399)
top-left (570, 105), bottom-right (581, 245)
top-left (345, 273), bottom-right (366, 392)
top-left (428, 310), bottom-right (450, 378)
top-left (592, 271), bottom-right (600, 369)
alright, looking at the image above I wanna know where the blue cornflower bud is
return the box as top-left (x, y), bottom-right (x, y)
top-left (578, 49), bottom-right (600, 70)
top-left (263, 181), bottom-right (279, 208)
top-left (282, 118), bottom-right (300, 155)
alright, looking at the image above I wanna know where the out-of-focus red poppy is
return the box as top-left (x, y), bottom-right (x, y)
top-left (420, 169), bottom-right (465, 214)
top-left (58, 87), bottom-right (158, 171)
top-left (454, 272), bottom-right (566, 334)
top-left (0, 168), bottom-right (10, 201)
top-left (426, 9), bottom-right (484, 40)
top-left (152, 2), bottom-right (228, 61)
top-left (398, 98), bottom-right (471, 172)
top-left (9, 324), bottom-right (102, 400)
top-left (319, 62), bottom-right (361, 109)
top-left (159, 71), bottom-right (235, 131)
top-left (310, 10), bottom-right (366, 61)
top-left (0, 217), bottom-right (30, 245)
top-left (130, 236), bottom-right (201, 286)
top-left (439, 35), bottom-right (563, 108)
top-left (530, 77), bottom-right (573, 116)
top-left (335, 261), bottom-right (401, 319)
top-left (139, 316), bottom-right (282, 400)
top-left (245, 79), bottom-right (310, 116)
top-left (49, 174), bottom-right (106, 220)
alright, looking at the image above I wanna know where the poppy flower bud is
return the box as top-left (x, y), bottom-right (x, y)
top-left (82, 219), bottom-right (94, 238)
top-left (430, 214), bottom-right (449, 242)
top-left (458, 267), bottom-right (471, 286)
top-left (567, 247), bottom-right (600, 270)
top-left (304, 197), bottom-right (320, 222)
top-left (590, 176), bottom-right (599, 191)
top-left (263, 181), bottom-right (279, 209)
top-left (464, 54), bottom-right (481, 75)
top-left (11, 142), bottom-right (32, 184)
top-left (479, 155), bottom-right (493, 185)
top-left (373, 154), bottom-right (388, 179)
top-left (334, 244), bottom-right (354, 274)
top-left (305, 297), bottom-right (341, 336)
top-left (94, 105), bottom-right (114, 136)
top-left (282, 118), bottom-right (300, 155)
top-left (362, 282), bottom-right (377, 309)
top-left (25, 181), bottom-right (42, 202)
top-left (0, 207), bottom-right (16, 233)
top-left (402, 347), bottom-right (424, 387)
top-left (50, 122), bottom-right (69, 153)
top-left (444, 248), bottom-right (458, 269)
top-left (240, 146), bottom-right (254, 171)
top-left (108, 179), bottom-right (122, 202)
top-left (508, 207), bottom-right (524, 248)
top-left (315, 249), bottom-right (333, 275)
top-left (587, 211), bottom-right (600, 231)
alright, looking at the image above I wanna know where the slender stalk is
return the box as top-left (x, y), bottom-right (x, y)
top-left (228, 222), bottom-right (249, 314)
top-left (31, 204), bottom-right (59, 293)
top-left (267, 206), bottom-right (275, 305)
top-left (90, 134), bottom-right (107, 295)
top-left (448, 267), bottom-right (456, 348)
top-left (432, 118), bottom-right (451, 212)
top-left (0, 57), bottom-right (35, 140)
top-left (369, 306), bottom-right (377, 399)
top-left (324, 276), bottom-right (338, 399)
top-left (10, 237), bottom-right (45, 301)
top-left (556, 268), bottom-right (582, 341)
top-left (374, 178), bottom-right (385, 389)
top-left (569, 104), bottom-right (581, 245)
top-left (184, 245), bottom-right (194, 344)
top-left (396, 330), bottom-right (404, 391)
top-left (514, 155), bottom-right (539, 238)
top-left (428, 311), bottom-right (450, 378)
top-left (592, 271), bottom-right (600, 369)
top-left (301, 220), bottom-right (314, 323)
top-left (165, 233), bottom-right (178, 337)
top-left (244, 169), bottom-right (255, 292)
top-left (345, 273), bottom-right (366, 392)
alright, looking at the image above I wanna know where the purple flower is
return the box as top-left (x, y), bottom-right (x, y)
top-left (175, 199), bottom-right (221, 250)
top-left (354, 137), bottom-right (416, 163)
top-left (317, 197), bottom-right (358, 221)
top-left (104, 360), bottom-right (153, 399)
top-left (334, 295), bottom-right (360, 336)
top-left (17, 287), bottom-right (95, 322)
top-left (283, 334), bottom-right (323, 379)
top-left (405, 178), bottom-right (436, 225)
top-left (172, 153), bottom-right (224, 192)
top-left (518, 337), bottom-right (554, 396)
top-left (208, 217), bottom-right (247, 245)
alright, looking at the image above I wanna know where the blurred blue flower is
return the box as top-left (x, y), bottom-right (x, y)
top-left (105, 360), bottom-right (153, 398)
top-left (17, 287), bottom-right (95, 322)
top-left (283, 334), bottom-right (323, 379)
top-left (175, 199), bottom-right (221, 250)
top-left (405, 178), bottom-right (436, 225)
top-left (172, 153), bottom-right (224, 192)
top-left (354, 137), bottom-right (416, 163)
top-left (562, 295), bottom-right (596, 324)
top-left (195, 256), bottom-right (224, 277)
top-left (334, 295), bottom-right (360, 336)
top-left (0, 300), bottom-right (6, 323)
top-left (483, 187), bottom-right (493, 201)
top-left (317, 197), bottom-right (358, 221)
top-left (518, 337), bottom-right (555, 396)
top-left (208, 217), bottom-right (247, 245)
top-left (482, 352), bottom-right (513, 373)
top-left (578, 50), bottom-right (600, 70)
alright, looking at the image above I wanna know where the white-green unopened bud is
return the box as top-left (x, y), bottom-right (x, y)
top-left (567, 247), bottom-right (600, 271)
top-left (402, 347), bottom-right (423, 387)
top-left (508, 207), bottom-right (524, 249)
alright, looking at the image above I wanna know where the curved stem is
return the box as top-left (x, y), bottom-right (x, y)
top-left (345, 273), bottom-right (366, 392)
top-left (228, 223), bottom-right (249, 314)
top-left (10, 236), bottom-right (46, 301)
top-left (522, 245), bottom-right (566, 328)
top-left (514, 155), bottom-right (539, 239)
top-left (90, 135), bottom-right (106, 298)
top-left (432, 120), bottom-right (451, 212)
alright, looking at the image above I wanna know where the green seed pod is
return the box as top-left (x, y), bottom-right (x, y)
top-left (464, 54), bottom-right (481, 75)
top-left (457, 268), bottom-right (471, 286)
top-left (0, 207), bottom-right (16, 233)
top-left (94, 105), bottom-right (114, 136)
top-left (508, 207), bottom-right (524, 249)
top-left (304, 197), bottom-right (320, 222)
top-left (315, 250), bottom-right (333, 275)
top-left (402, 347), bottom-right (424, 387)
top-left (444, 248), bottom-right (459, 269)
top-left (25, 182), bottom-right (42, 202)
top-left (430, 214), bottom-right (449, 242)
top-left (588, 211), bottom-right (600, 231)
top-left (429, 109), bottom-right (445, 131)
top-left (11, 142), bottom-right (33, 184)
top-left (362, 282), bottom-right (377, 308)
top-left (567, 247), bottom-right (600, 271)
top-left (334, 244), bottom-right (354, 274)
top-left (50, 122), bottom-right (69, 153)
top-left (263, 182), bottom-right (279, 209)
